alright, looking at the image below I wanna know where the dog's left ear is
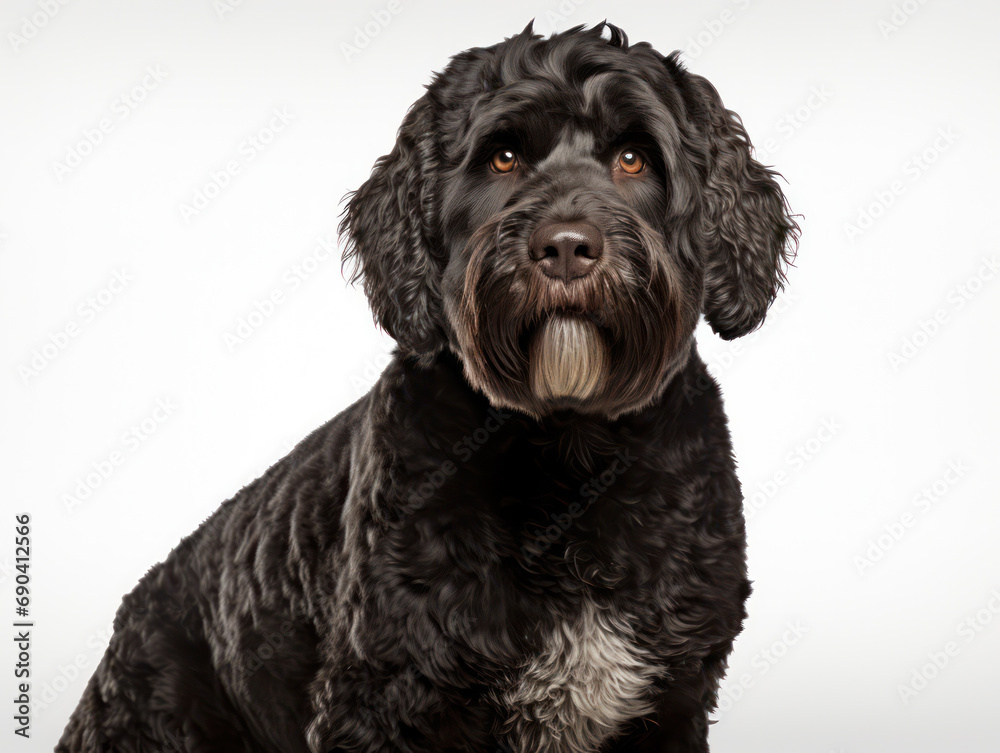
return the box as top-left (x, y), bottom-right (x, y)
top-left (341, 95), bottom-right (445, 361)
top-left (665, 54), bottom-right (800, 340)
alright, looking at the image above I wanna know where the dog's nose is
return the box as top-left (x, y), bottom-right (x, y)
top-left (528, 221), bottom-right (604, 281)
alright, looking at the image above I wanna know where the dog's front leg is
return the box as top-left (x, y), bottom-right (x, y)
top-left (305, 664), bottom-right (405, 753)
top-left (306, 657), bottom-right (473, 753)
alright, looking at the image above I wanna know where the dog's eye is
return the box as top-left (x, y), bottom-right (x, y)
top-left (618, 149), bottom-right (644, 174)
top-left (490, 149), bottom-right (518, 173)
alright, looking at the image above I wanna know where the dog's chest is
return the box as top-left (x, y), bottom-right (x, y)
top-left (500, 600), bottom-right (658, 753)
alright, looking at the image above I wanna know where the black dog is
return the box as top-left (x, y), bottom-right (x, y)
top-left (58, 22), bottom-right (797, 753)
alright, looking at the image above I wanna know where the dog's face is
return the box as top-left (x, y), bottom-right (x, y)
top-left (343, 23), bottom-right (798, 419)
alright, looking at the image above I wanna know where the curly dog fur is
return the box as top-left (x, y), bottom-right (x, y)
top-left (58, 22), bottom-right (798, 753)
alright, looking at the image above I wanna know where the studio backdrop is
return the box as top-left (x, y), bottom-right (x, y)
top-left (1, 0), bottom-right (998, 751)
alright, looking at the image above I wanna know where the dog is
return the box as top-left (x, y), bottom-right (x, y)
top-left (57, 22), bottom-right (798, 753)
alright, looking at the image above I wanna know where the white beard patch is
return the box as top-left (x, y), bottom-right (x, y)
top-left (501, 601), bottom-right (658, 753)
top-left (529, 315), bottom-right (608, 403)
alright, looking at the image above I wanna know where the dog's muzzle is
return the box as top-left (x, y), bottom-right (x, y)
top-left (525, 220), bottom-right (610, 403)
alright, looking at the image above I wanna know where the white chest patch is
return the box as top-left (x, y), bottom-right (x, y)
top-left (501, 601), bottom-right (659, 753)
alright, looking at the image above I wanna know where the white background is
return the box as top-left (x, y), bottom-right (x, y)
top-left (2, 0), bottom-right (998, 751)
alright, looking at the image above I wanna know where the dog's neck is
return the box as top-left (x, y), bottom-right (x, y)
top-left (339, 341), bottom-right (736, 599)
top-left (364, 341), bottom-right (717, 476)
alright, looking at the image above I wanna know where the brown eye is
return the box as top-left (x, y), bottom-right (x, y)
top-left (490, 149), bottom-right (517, 173)
top-left (618, 149), bottom-right (644, 174)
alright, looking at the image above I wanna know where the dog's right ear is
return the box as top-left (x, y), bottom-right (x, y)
top-left (340, 95), bottom-right (445, 361)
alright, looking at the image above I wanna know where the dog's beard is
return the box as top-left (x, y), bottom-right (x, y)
top-left (529, 315), bottom-right (608, 403)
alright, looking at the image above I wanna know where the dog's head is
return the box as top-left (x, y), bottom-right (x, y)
top-left (342, 23), bottom-right (798, 419)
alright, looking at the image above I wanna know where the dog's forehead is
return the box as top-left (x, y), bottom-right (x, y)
top-left (447, 68), bottom-right (672, 165)
top-left (540, 127), bottom-right (598, 164)
top-left (431, 30), bottom-right (681, 163)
